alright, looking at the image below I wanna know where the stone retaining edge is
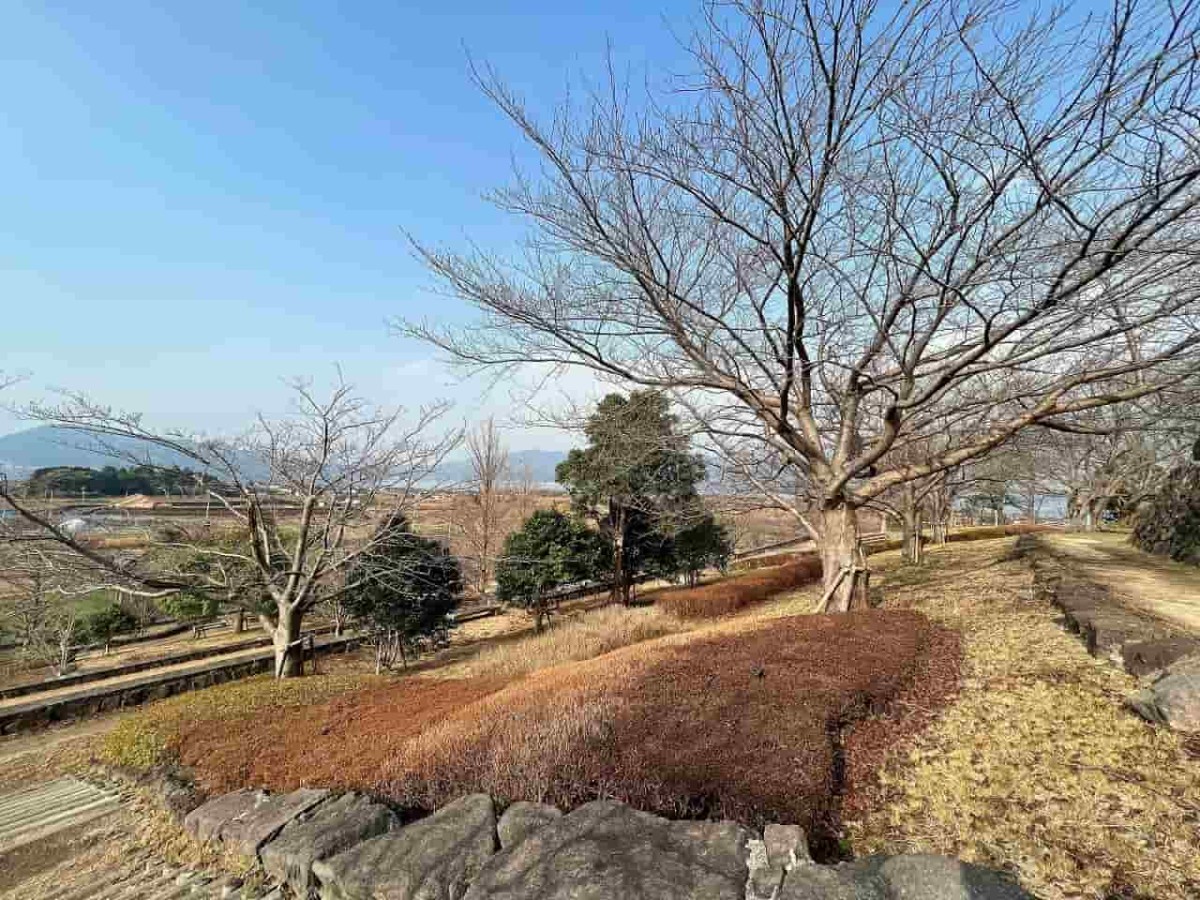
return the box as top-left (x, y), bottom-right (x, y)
top-left (0, 635), bottom-right (360, 735)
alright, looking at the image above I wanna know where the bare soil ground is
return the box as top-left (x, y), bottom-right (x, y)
top-left (1045, 531), bottom-right (1200, 633)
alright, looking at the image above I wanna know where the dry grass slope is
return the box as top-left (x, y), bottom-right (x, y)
top-left (847, 539), bottom-right (1200, 900)
top-left (466, 604), bottom-right (686, 680)
top-left (102, 672), bottom-right (382, 770)
top-left (108, 609), bottom-right (959, 849)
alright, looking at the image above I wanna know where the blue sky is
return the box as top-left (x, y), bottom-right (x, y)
top-left (0, 1), bottom-right (694, 448)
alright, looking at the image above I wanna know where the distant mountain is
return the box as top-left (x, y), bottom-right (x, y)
top-left (435, 448), bottom-right (567, 487)
top-left (0, 426), bottom-right (568, 488)
top-left (0, 426), bottom-right (202, 477)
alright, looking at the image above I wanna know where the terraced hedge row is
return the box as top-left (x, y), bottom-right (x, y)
top-left (118, 610), bottom-right (959, 849)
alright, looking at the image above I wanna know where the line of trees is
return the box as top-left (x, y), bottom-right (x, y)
top-left (0, 382), bottom-right (460, 678)
top-left (21, 465), bottom-right (216, 499)
top-left (495, 391), bottom-right (733, 628)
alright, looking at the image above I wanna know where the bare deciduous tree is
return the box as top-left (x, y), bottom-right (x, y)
top-left (0, 382), bottom-right (459, 677)
top-left (458, 417), bottom-right (509, 596)
top-left (407, 0), bottom-right (1200, 609)
top-left (1036, 393), bottom-right (1198, 529)
top-left (513, 460), bottom-right (538, 523)
top-left (0, 546), bottom-right (98, 676)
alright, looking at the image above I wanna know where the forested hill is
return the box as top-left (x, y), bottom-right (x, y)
top-left (21, 465), bottom-right (212, 498)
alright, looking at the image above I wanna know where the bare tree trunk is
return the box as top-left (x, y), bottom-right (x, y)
top-left (533, 585), bottom-right (548, 633)
top-left (234, 607), bottom-right (245, 633)
top-left (464, 418), bottom-right (509, 598)
top-left (272, 607), bottom-right (303, 678)
top-left (900, 485), bottom-right (922, 565)
top-left (56, 630), bottom-right (74, 677)
top-left (817, 504), bottom-right (865, 613)
top-left (610, 503), bottom-right (630, 606)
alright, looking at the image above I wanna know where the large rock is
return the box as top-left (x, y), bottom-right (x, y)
top-left (496, 802), bottom-right (562, 850)
top-left (1129, 653), bottom-right (1200, 732)
top-left (748, 824), bottom-right (810, 900)
top-left (780, 855), bottom-right (1033, 900)
top-left (217, 788), bottom-right (330, 859)
top-left (183, 789), bottom-right (263, 844)
top-left (260, 792), bottom-right (398, 894)
top-left (763, 824), bottom-right (810, 870)
top-left (462, 798), bottom-right (753, 900)
top-left (1120, 637), bottom-right (1200, 678)
top-left (777, 860), bottom-right (880, 900)
top-left (312, 793), bottom-right (496, 900)
top-left (745, 837), bottom-right (783, 900)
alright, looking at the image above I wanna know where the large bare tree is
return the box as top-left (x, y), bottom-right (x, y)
top-left (407, 0), bottom-right (1200, 609)
top-left (0, 382), bottom-right (458, 677)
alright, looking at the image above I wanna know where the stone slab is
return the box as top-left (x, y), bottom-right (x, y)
top-left (780, 854), bottom-right (1033, 900)
top-left (462, 798), bottom-right (752, 900)
top-left (260, 792), bottom-right (398, 894)
top-left (218, 787), bottom-right (330, 859)
top-left (1129, 653), bottom-right (1200, 732)
top-left (496, 802), bottom-right (562, 850)
top-left (1120, 637), bottom-right (1200, 678)
top-left (183, 789), bottom-right (264, 844)
top-left (763, 824), bottom-right (809, 870)
top-left (313, 792), bottom-right (496, 900)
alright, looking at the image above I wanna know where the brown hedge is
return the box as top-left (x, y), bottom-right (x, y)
top-left (655, 556), bottom-right (823, 619)
top-left (174, 610), bottom-right (960, 849)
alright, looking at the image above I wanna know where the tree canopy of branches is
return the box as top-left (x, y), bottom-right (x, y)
top-left (0, 547), bottom-right (106, 675)
top-left (555, 391), bottom-right (708, 603)
top-left (409, 0), bottom-right (1200, 610)
top-left (343, 512), bottom-right (462, 672)
top-left (0, 382), bottom-right (458, 677)
top-left (495, 509), bottom-right (609, 630)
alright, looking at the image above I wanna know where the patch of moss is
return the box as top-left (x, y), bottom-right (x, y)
top-left (101, 672), bottom-right (380, 770)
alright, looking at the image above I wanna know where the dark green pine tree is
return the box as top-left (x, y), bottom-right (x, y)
top-left (494, 509), bottom-right (609, 629)
top-left (555, 391), bottom-right (708, 604)
top-left (344, 513), bottom-right (462, 671)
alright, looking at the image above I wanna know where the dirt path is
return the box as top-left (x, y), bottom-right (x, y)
top-left (0, 642), bottom-right (280, 712)
top-left (1, 628), bottom-right (269, 692)
top-left (1045, 531), bottom-right (1200, 633)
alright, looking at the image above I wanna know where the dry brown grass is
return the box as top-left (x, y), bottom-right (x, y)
top-left (102, 671), bottom-right (381, 770)
top-left (846, 538), bottom-right (1200, 900)
top-left (130, 610), bottom-right (956, 851)
top-left (0, 729), bottom-right (103, 793)
top-left (466, 604), bottom-right (685, 680)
